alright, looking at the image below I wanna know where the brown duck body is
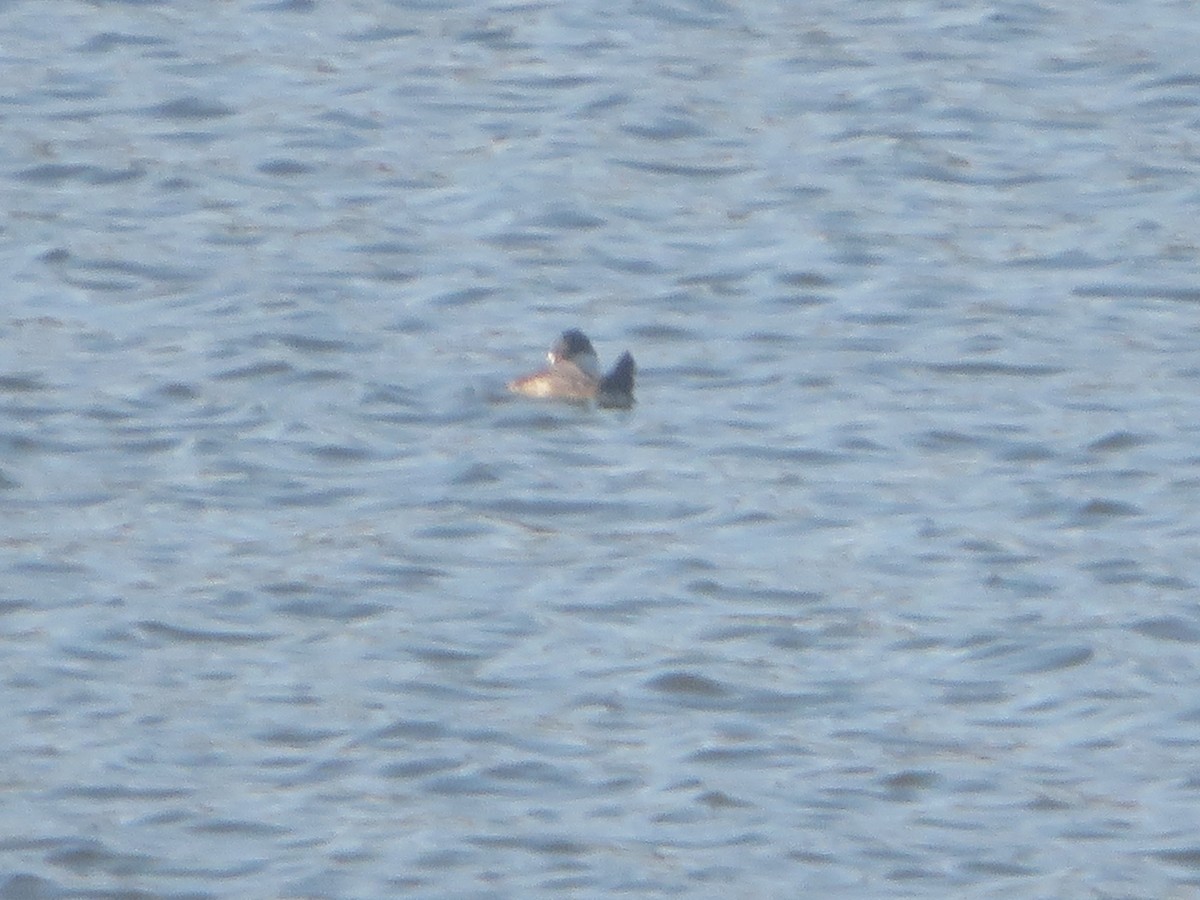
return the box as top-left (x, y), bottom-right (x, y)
top-left (508, 330), bottom-right (635, 408)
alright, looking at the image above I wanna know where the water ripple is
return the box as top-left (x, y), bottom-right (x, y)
top-left (3, 1), bottom-right (1199, 896)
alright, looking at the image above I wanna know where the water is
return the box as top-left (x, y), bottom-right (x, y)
top-left (3, 0), bottom-right (1200, 896)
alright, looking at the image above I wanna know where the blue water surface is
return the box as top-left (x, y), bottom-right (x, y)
top-left (2, 1), bottom-right (1200, 897)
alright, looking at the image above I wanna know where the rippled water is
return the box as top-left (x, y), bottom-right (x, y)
top-left (4, 1), bottom-right (1200, 897)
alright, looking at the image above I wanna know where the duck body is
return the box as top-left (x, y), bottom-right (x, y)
top-left (508, 329), bottom-right (635, 408)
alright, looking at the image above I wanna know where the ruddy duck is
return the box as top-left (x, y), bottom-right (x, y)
top-left (508, 329), bottom-right (635, 408)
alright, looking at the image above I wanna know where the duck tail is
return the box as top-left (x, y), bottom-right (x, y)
top-left (598, 352), bottom-right (636, 407)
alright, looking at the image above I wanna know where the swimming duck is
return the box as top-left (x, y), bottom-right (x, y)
top-left (508, 329), bottom-right (635, 408)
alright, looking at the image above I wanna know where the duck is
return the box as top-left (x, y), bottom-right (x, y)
top-left (508, 329), bottom-right (635, 408)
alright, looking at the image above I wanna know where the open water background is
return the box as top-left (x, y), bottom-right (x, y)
top-left (3, 1), bottom-right (1200, 897)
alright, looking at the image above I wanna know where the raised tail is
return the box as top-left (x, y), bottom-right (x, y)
top-left (598, 351), bottom-right (635, 408)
